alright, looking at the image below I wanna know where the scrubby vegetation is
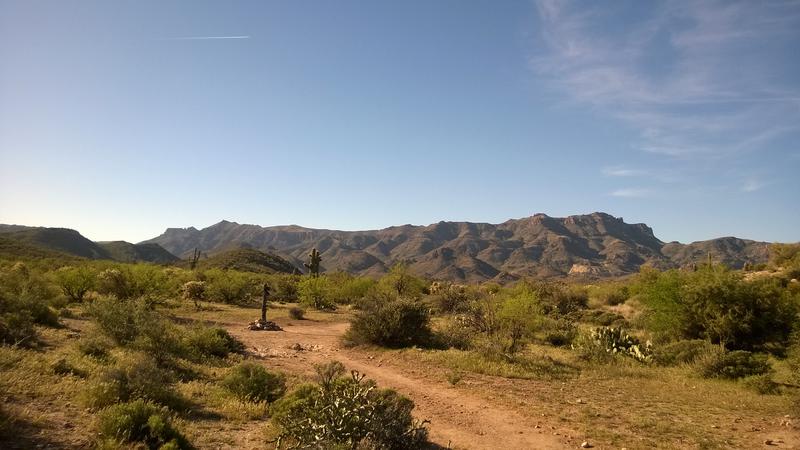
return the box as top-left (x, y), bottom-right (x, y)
top-left (271, 361), bottom-right (428, 449)
top-left (0, 245), bottom-right (798, 449)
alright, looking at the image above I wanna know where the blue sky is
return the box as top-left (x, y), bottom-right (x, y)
top-left (1, 0), bottom-right (798, 244)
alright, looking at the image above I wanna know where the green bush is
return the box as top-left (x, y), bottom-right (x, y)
top-left (495, 290), bottom-right (543, 354)
top-left (346, 297), bottom-right (433, 348)
top-left (84, 353), bottom-right (186, 410)
top-left (53, 266), bottom-right (96, 302)
top-left (297, 276), bottom-right (335, 310)
top-left (88, 296), bottom-right (170, 347)
top-left (272, 275), bottom-right (300, 302)
top-left (436, 318), bottom-right (474, 350)
top-left (97, 399), bottom-right (190, 449)
top-left (183, 327), bottom-right (243, 360)
top-left (588, 282), bottom-right (629, 306)
top-left (288, 306), bottom-right (305, 320)
top-left (633, 265), bottom-right (799, 351)
top-left (543, 319), bottom-right (577, 347)
top-left (204, 269), bottom-right (257, 305)
top-left (95, 265), bottom-right (170, 300)
top-left (77, 333), bottom-right (114, 360)
top-left (377, 263), bottom-right (427, 298)
top-left (695, 349), bottom-right (772, 379)
top-left (652, 339), bottom-right (715, 366)
top-left (327, 272), bottom-right (376, 305)
top-left (741, 374), bottom-right (780, 395)
top-left (271, 361), bottom-right (428, 449)
top-left (431, 283), bottom-right (476, 314)
top-left (0, 264), bottom-right (60, 345)
top-left (221, 362), bottom-right (286, 403)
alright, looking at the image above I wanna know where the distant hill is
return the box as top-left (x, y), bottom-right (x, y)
top-left (0, 235), bottom-right (82, 262)
top-left (141, 212), bottom-right (773, 281)
top-left (196, 247), bottom-right (299, 274)
top-left (0, 225), bottom-right (178, 264)
top-left (97, 241), bottom-right (180, 264)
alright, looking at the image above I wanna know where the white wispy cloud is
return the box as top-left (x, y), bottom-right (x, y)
top-left (602, 167), bottom-right (647, 177)
top-left (531, 0), bottom-right (800, 162)
top-left (741, 179), bottom-right (765, 193)
top-left (611, 188), bottom-right (651, 198)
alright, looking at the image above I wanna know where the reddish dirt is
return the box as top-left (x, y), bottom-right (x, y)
top-left (228, 319), bottom-right (569, 450)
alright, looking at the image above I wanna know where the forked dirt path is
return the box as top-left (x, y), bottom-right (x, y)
top-left (227, 318), bottom-right (567, 450)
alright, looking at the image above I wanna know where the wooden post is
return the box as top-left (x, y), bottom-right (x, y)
top-left (261, 283), bottom-right (270, 323)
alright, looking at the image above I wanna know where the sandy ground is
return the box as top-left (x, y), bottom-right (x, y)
top-left (228, 318), bottom-right (573, 450)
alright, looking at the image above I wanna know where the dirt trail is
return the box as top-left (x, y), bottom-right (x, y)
top-left (229, 319), bottom-right (567, 450)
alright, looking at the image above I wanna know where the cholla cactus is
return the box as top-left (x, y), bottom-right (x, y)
top-left (181, 281), bottom-right (206, 309)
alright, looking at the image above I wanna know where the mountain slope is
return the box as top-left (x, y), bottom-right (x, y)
top-left (0, 225), bottom-right (178, 264)
top-left (98, 241), bottom-right (180, 264)
top-left (142, 212), bottom-right (772, 281)
top-left (197, 247), bottom-right (299, 274)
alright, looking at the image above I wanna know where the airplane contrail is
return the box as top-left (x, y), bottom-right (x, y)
top-left (163, 35), bottom-right (250, 40)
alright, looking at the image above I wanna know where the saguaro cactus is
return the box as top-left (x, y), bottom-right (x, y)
top-left (304, 248), bottom-right (322, 277)
top-left (190, 248), bottom-right (201, 270)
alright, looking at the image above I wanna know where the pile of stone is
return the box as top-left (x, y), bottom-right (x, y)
top-left (248, 319), bottom-right (283, 331)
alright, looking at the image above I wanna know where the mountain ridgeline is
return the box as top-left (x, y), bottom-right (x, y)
top-left (141, 212), bottom-right (771, 281)
top-left (0, 225), bottom-right (179, 264)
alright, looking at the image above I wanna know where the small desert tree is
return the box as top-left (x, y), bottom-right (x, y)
top-left (54, 266), bottom-right (96, 302)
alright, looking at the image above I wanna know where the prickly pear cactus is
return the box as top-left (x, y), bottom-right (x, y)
top-left (587, 327), bottom-right (653, 363)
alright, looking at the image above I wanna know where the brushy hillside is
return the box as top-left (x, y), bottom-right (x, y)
top-left (197, 247), bottom-right (299, 274)
top-left (97, 241), bottom-right (179, 264)
top-left (0, 227), bottom-right (111, 259)
top-left (0, 226), bottom-right (178, 264)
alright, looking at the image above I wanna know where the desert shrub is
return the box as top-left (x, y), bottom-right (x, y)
top-left (543, 319), bottom-right (577, 347)
top-left (0, 264), bottom-right (59, 345)
top-left (221, 362), bottom-right (286, 403)
top-left (327, 272), bottom-right (376, 305)
top-left (695, 349), bottom-right (771, 379)
top-left (436, 318), bottom-right (474, 350)
top-left (271, 361), bottom-right (428, 449)
top-left (577, 309), bottom-right (627, 327)
top-left (288, 306), bottom-right (305, 320)
top-left (588, 282), bottom-right (629, 306)
top-left (95, 265), bottom-right (170, 300)
top-left (521, 281), bottom-right (587, 316)
top-left (377, 263), bottom-right (427, 298)
top-left (573, 327), bottom-right (652, 363)
top-left (495, 290), bottom-right (544, 354)
top-left (84, 353), bottom-right (186, 410)
top-left (97, 399), bottom-right (190, 449)
top-left (346, 297), bottom-right (433, 348)
top-left (633, 265), bottom-right (799, 351)
top-left (297, 276), bottom-right (335, 310)
top-left (180, 281), bottom-right (205, 308)
top-left (52, 357), bottom-right (86, 377)
top-left (787, 332), bottom-right (800, 385)
top-left (53, 266), bottom-right (96, 302)
top-left (77, 333), bottom-right (114, 360)
top-left (204, 269), bottom-right (257, 305)
top-left (741, 374), bottom-right (780, 395)
top-left (89, 296), bottom-right (162, 345)
top-left (769, 243), bottom-right (800, 269)
top-left (183, 327), bottom-right (243, 360)
top-left (430, 283), bottom-right (477, 314)
top-left (652, 339), bottom-right (715, 366)
top-left (272, 275), bottom-right (300, 302)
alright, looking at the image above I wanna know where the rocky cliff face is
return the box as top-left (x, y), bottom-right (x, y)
top-left (141, 213), bottom-right (770, 281)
